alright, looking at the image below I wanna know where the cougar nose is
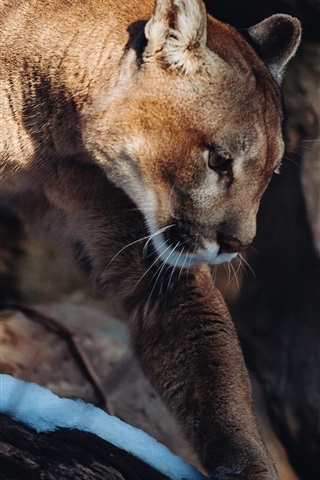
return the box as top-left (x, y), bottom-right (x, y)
top-left (217, 234), bottom-right (248, 254)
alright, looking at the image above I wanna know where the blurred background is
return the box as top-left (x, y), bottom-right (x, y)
top-left (1, 1), bottom-right (319, 479)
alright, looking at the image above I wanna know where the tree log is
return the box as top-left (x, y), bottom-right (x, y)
top-left (0, 414), bottom-right (171, 480)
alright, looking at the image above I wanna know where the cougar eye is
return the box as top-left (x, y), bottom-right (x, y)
top-left (208, 148), bottom-right (232, 174)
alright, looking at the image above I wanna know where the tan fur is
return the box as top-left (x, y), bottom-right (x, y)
top-left (0, 1), bottom-right (301, 478)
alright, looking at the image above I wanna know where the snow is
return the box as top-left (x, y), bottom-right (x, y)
top-left (0, 374), bottom-right (205, 480)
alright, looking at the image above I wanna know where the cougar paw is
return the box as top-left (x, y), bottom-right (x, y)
top-left (208, 466), bottom-right (241, 479)
top-left (208, 465), bottom-right (277, 480)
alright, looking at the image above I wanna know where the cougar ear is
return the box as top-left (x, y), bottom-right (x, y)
top-left (244, 14), bottom-right (302, 83)
top-left (144, 0), bottom-right (208, 73)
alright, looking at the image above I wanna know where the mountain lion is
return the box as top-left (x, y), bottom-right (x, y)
top-left (0, 0), bottom-right (301, 478)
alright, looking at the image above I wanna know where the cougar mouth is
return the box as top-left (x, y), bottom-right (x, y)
top-left (147, 218), bottom-right (237, 267)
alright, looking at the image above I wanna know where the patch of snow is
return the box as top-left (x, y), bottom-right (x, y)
top-left (0, 374), bottom-right (205, 480)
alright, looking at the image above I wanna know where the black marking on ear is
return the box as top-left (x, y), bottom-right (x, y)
top-left (126, 21), bottom-right (148, 67)
top-left (241, 14), bottom-right (301, 83)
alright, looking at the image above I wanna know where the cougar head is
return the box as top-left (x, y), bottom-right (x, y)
top-left (87, 0), bottom-right (301, 267)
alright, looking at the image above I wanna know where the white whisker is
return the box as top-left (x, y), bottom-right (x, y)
top-left (228, 260), bottom-right (240, 291)
top-left (212, 265), bottom-right (218, 284)
top-left (298, 145), bottom-right (320, 154)
top-left (130, 254), bottom-right (161, 294)
top-left (185, 247), bottom-right (195, 286)
top-left (178, 247), bottom-right (187, 284)
top-left (238, 254), bottom-right (256, 278)
top-left (104, 235), bottom-right (152, 273)
top-left (298, 137), bottom-right (320, 143)
top-left (282, 155), bottom-right (301, 168)
top-left (249, 245), bottom-right (259, 254)
top-left (166, 246), bottom-right (183, 296)
top-left (104, 224), bottom-right (173, 273)
top-left (145, 242), bottom-right (181, 314)
top-left (142, 224), bottom-right (174, 258)
top-left (226, 262), bottom-right (231, 287)
top-left (168, 182), bottom-right (179, 221)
